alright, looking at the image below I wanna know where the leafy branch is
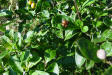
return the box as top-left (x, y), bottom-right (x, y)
top-left (73, 0), bottom-right (82, 20)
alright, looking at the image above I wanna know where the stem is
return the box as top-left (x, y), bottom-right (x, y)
top-left (44, 59), bottom-right (47, 71)
top-left (73, 0), bottom-right (82, 20)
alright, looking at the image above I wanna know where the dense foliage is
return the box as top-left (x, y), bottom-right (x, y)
top-left (0, 0), bottom-right (112, 75)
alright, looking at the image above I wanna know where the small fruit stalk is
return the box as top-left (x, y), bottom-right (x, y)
top-left (62, 20), bottom-right (68, 28)
top-left (97, 49), bottom-right (106, 60)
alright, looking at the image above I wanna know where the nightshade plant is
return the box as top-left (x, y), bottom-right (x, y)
top-left (0, 0), bottom-right (112, 75)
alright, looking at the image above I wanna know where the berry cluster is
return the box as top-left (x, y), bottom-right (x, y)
top-left (62, 20), bottom-right (68, 28)
top-left (28, 0), bottom-right (36, 9)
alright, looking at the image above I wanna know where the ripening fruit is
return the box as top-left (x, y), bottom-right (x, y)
top-left (28, 1), bottom-right (32, 5)
top-left (97, 49), bottom-right (106, 60)
top-left (62, 20), bottom-right (68, 28)
top-left (31, 2), bottom-right (36, 9)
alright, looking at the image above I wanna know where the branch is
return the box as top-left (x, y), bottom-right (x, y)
top-left (73, 0), bottom-right (82, 20)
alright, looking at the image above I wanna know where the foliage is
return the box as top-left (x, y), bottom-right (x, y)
top-left (0, 0), bottom-right (112, 75)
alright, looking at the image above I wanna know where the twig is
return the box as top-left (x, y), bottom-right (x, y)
top-left (44, 59), bottom-right (47, 71)
top-left (73, 0), bottom-right (82, 20)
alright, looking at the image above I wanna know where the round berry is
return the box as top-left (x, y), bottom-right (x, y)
top-left (97, 49), bottom-right (106, 60)
top-left (62, 20), bottom-right (68, 28)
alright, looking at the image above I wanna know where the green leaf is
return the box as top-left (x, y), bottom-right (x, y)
top-left (75, 51), bottom-right (86, 68)
top-left (102, 29), bottom-right (112, 39)
top-left (77, 38), bottom-right (100, 62)
top-left (29, 11), bottom-right (36, 16)
top-left (41, 10), bottom-right (50, 18)
top-left (9, 55), bottom-right (23, 73)
top-left (9, 29), bottom-right (14, 39)
top-left (17, 32), bottom-right (22, 47)
top-left (30, 70), bottom-right (49, 75)
top-left (0, 9), bottom-right (12, 17)
top-left (1, 35), bottom-right (12, 49)
top-left (0, 50), bottom-right (9, 59)
top-left (104, 66), bottom-right (112, 75)
top-left (93, 29), bottom-right (112, 43)
top-left (75, 20), bottom-right (83, 28)
top-left (58, 56), bottom-right (75, 67)
top-left (20, 50), bottom-right (30, 62)
top-left (95, 21), bottom-right (103, 27)
top-left (99, 12), bottom-right (108, 17)
top-left (82, 0), bottom-right (96, 10)
top-left (28, 56), bottom-right (42, 68)
top-left (64, 30), bottom-right (77, 41)
top-left (13, 32), bottom-right (23, 46)
top-left (85, 60), bottom-right (94, 70)
top-left (103, 17), bottom-right (112, 26)
top-left (1, 35), bottom-right (12, 45)
top-left (101, 41), bottom-right (112, 56)
top-left (38, 30), bottom-right (48, 36)
top-left (0, 26), bottom-right (5, 32)
top-left (44, 49), bottom-right (56, 64)
top-left (28, 51), bottom-right (42, 68)
top-left (47, 63), bottom-right (59, 75)
top-left (35, 0), bottom-right (42, 12)
top-left (25, 31), bottom-right (34, 43)
top-left (36, 63), bottom-right (45, 71)
top-left (54, 29), bottom-right (63, 39)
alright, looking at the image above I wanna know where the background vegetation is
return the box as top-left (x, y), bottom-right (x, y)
top-left (0, 0), bottom-right (112, 75)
